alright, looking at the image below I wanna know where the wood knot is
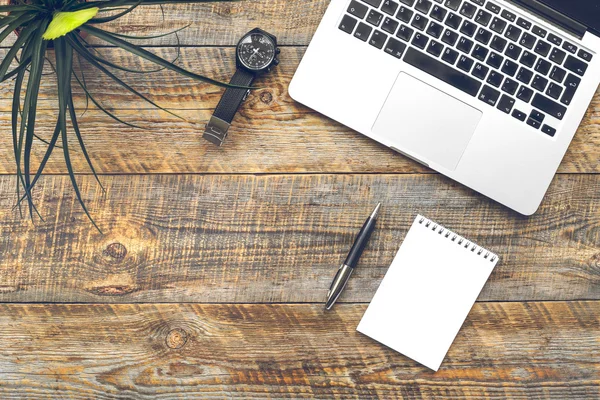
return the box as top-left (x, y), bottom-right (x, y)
top-left (103, 243), bottom-right (127, 260)
top-left (222, 6), bottom-right (231, 15)
top-left (166, 328), bottom-right (188, 349)
top-left (259, 91), bottom-right (273, 104)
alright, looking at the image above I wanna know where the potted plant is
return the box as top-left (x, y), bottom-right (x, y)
top-left (1, 0), bottom-right (238, 231)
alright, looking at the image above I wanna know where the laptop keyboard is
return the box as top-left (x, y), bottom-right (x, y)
top-left (339, 0), bottom-right (593, 137)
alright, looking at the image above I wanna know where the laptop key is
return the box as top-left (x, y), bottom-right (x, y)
top-left (534, 40), bottom-right (551, 57)
top-left (564, 55), bottom-right (588, 76)
top-left (486, 52), bottom-right (503, 69)
top-left (520, 51), bottom-right (536, 68)
top-left (562, 41), bottom-right (577, 54)
top-left (549, 48), bottom-right (566, 64)
top-left (532, 93), bottom-right (567, 119)
top-left (475, 10), bottom-right (492, 26)
top-left (478, 85), bottom-right (501, 106)
top-left (457, 36), bottom-right (474, 53)
top-left (367, 9), bottom-right (384, 26)
top-left (470, 0), bottom-right (484, 6)
top-left (485, 2), bottom-right (501, 14)
top-left (501, 59), bottom-right (518, 76)
top-left (529, 110), bottom-right (545, 123)
top-left (501, 9), bottom-right (516, 22)
top-left (472, 44), bottom-right (488, 61)
top-left (412, 14), bottom-right (429, 30)
top-left (516, 67), bottom-right (533, 84)
top-left (384, 37), bottom-right (407, 58)
top-left (403, 47), bottom-right (483, 96)
top-left (444, 0), bottom-right (462, 11)
top-left (490, 17), bottom-right (506, 34)
top-left (535, 59), bottom-right (551, 75)
top-left (442, 47), bottom-right (459, 64)
top-left (427, 40), bottom-right (444, 56)
top-left (497, 94), bottom-right (515, 114)
top-left (427, 21), bottom-right (444, 38)
top-left (339, 15), bottom-right (358, 34)
top-left (504, 25), bottom-right (521, 42)
top-left (517, 86), bottom-right (533, 102)
top-left (442, 29), bottom-right (459, 45)
top-left (541, 124), bottom-right (556, 137)
top-left (460, 21), bottom-right (477, 37)
top-left (396, 24), bottom-right (414, 41)
top-left (475, 28), bottom-right (492, 45)
top-left (490, 35), bottom-right (507, 52)
top-left (549, 66), bottom-right (566, 83)
top-left (526, 118), bottom-right (541, 129)
top-left (560, 73), bottom-right (581, 105)
top-left (412, 32), bottom-right (429, 49)
top-left (382, 17), bottom-right (400, 34)
top-left (547, 33), bottom-right (562, 46)
top-left (546, 82), bottom-right (563, 100)
top-left (445, 13), bottom-right (462, 29)
top-left (369, 30), bottom-right (388, 49)
top-left (457, 55), bottom-right (475, 72)
top-left (501, 77), bottom-right (518, 95)
top-left (532, 26), bottom-right (547, 38)
top-left (415, 0), bottom-right (433, 14)
top-left (382, 0), bottom-right (400, 16)
top-left (354, 22), bottom-right (373, 41)
top-left (431, 5), bottom-right (447, 22)
top-left (512, 109), bottom-right (526, 121)
top-left (348, 1), bottom-right (369, 19)
top-left (486, 70), bottom-right (504, 87)
top-left (516, 17), bottom-right (531, 30)
top-left (460, 2), bottom-right (477, 19)
top-left (519, 33), bottom-right (536, 49)
top-left (505, 43), bottom-right (522, 60)
top-left (532, 75), bottom-right (548, 92)
top-left (472, 62), bottom-right (489, 79)
top-left (397, 6), bottom-right (414, 23)
top-left (578, 49), bottom-right (593, 62)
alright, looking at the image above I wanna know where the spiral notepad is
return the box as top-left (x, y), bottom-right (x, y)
top-left (357, 215), bottom-right (499, 371)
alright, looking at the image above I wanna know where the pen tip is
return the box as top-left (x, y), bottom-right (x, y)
top-left (371, 202), bottom-right (381, 219)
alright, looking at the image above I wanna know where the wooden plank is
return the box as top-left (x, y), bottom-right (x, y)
top-left (0, 302), bottom-right (597, 399)
top-left (0, 0), bottom-right (330, 48)
top-left (0, 47), bottom-right (599, 174)
top-left (1, 174), bottom-right (598, 304)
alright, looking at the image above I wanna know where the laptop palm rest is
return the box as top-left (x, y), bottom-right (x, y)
top-left (372, 72), bottom-right (483, 171)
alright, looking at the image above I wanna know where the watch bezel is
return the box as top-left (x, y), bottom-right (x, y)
top-left (236, 29), bottom-right (277, 72)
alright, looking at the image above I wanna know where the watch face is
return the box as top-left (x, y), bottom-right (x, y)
top-left (237, 32), bottom-right (276, 71)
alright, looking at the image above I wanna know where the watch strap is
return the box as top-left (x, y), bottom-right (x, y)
top-left (203, 68), bottom-right (255, 146)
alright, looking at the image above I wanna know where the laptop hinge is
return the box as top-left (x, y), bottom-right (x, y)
top-left (508, 0), bottom-right (587, 39)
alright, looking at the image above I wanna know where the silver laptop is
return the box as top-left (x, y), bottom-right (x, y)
top-left (290, 0), bottom-right (600, 215)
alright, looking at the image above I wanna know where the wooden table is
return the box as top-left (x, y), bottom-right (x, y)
top-left (0, 1), bottom-right (599, 398)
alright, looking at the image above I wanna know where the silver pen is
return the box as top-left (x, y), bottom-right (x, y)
top-left (325, 203), bottom-right (381, 310)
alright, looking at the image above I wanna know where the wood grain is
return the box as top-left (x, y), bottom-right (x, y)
top-left (0, 302), bottom-right (597, 399)
top-left (1, 174), bottom-right (598, 304)
top-left (0, 47), bottom-right (599, 175)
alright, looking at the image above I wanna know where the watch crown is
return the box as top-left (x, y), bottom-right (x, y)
top-left (273, 58), bottom-right (280, 66)
top-left (276, 48), bottom-right (281, 54)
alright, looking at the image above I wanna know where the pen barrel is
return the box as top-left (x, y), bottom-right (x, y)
top-left (344, 217), bottom-right (376, 268)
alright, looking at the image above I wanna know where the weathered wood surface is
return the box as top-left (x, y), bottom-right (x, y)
top-left (0, 302), bottom-right (597, 399)
top-left (0, 47), bottom-right (599, 175)
top-left (1, 174), bottom-right (598, 303)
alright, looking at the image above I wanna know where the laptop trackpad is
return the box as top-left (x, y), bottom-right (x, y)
top-left (372, 72), bottom-right (482, 171)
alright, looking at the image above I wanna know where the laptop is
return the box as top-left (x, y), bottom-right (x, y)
top-left (289, 0), bottom-right (600, 215)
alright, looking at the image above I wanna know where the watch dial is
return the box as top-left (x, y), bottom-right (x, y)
top-left (238, 33), bottom-right (276, 71)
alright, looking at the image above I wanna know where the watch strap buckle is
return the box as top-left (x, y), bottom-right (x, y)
top-left (203, 116), bottom-right (231, 146)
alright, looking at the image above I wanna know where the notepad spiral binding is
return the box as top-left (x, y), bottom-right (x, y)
top-left (418, 216), bottom-right (497, 262)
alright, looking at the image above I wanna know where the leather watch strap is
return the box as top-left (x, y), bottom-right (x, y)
top-left (203, 68), bottom-right (255, 146)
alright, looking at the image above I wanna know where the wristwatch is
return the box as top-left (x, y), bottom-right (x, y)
top-left (203, 28), bottom-right (280, 146)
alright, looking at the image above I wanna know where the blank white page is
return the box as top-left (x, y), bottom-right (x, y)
top-left (357, 215), bottom-right (499, 371)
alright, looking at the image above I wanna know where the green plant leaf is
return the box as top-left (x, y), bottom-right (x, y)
top-left (80, 25), bottom-right (250, 90)
top-left (42, 7), bottom-right (99, 40)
